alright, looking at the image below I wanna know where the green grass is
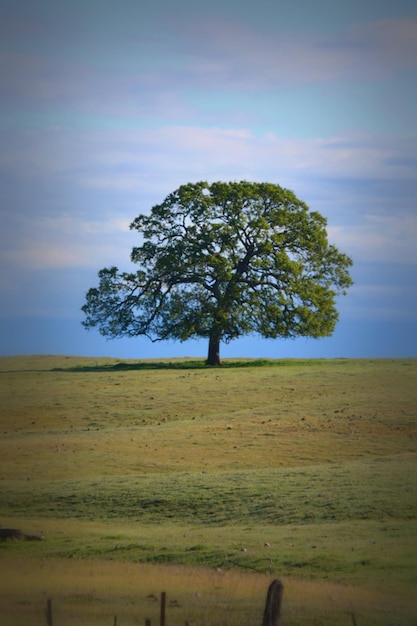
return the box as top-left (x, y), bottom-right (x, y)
top-left (0, 355), bottom-right (416, 625)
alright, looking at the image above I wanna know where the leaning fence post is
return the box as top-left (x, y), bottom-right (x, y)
top-left (261, 579), bottom-right (284, 626)
top-left (45, 598), bottom-right (53, 626)
top-left (160, 592), bottom-right (166, 626)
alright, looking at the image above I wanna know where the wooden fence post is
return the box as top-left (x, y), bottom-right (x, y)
top-left (45, 598), bottom-right (53, 626)
top-left (160, 592), bottom-right (166, 626)
top-left (261, 579), bottom-right (284, 626)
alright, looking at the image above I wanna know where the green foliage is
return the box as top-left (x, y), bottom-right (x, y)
top-left (82, 182), bottom-right (353, 362)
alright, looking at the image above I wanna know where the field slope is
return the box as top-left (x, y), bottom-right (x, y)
top-left (1, 355), bottom-right (416, 625)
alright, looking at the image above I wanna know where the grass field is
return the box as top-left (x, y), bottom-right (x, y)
top-left (0, 355), bottom-right (416, 625)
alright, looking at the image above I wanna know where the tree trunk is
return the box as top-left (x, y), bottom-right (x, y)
top-left (206, 334), bottom-right (222, 366)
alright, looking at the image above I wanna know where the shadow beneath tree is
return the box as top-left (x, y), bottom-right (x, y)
top-left (51, 358), bottom-right (313, 372)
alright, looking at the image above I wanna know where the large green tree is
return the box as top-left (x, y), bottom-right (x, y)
top-left (82, 181), bottom-right (353, 365)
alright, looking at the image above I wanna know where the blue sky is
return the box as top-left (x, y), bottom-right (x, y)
top-left (1, 0), bottom-right (416, 359)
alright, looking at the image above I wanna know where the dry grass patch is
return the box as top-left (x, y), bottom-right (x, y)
top-left (0, 557), bottom-right (415, 626)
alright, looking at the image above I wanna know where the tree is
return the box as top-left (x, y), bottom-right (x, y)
top-left (82, 181), bottom-right (353, 365)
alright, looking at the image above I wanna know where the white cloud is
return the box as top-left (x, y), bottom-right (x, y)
top-left (0, 212), bottom-right (135, 272)
top-left (2, 123), bottom-right (416, 275)
top-left (70, 128), bottom-right (417, 209)
top-left (328, 213), bottom-right (417, 265)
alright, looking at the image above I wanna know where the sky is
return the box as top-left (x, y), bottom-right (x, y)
top-left (1, 0), bottom-right (416, 360)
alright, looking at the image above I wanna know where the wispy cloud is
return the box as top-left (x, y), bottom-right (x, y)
top-left (1, 2), bottom-right (416, 354)
top-left (2, 15), bottom-right (417, 115)
top-left (2, 122), bottom-right (416, 272)
top-left (148, 16), bottom-right (417, 88)
top-left (329, 213), bottom-right (417, 266)
top-left (60, 127), bottom-right (417, 197)
top-left (0, 210), bottom-right (134, 271)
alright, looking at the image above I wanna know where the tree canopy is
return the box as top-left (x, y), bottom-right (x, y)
top-left (82, 181), bottom-right (353, 365)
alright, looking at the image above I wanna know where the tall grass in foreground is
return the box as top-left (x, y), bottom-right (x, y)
top-left (0, 558), bottom-right (415, 626)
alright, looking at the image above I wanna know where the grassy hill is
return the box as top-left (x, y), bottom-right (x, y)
top-left (1, 356), bottom-right (416, 625)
